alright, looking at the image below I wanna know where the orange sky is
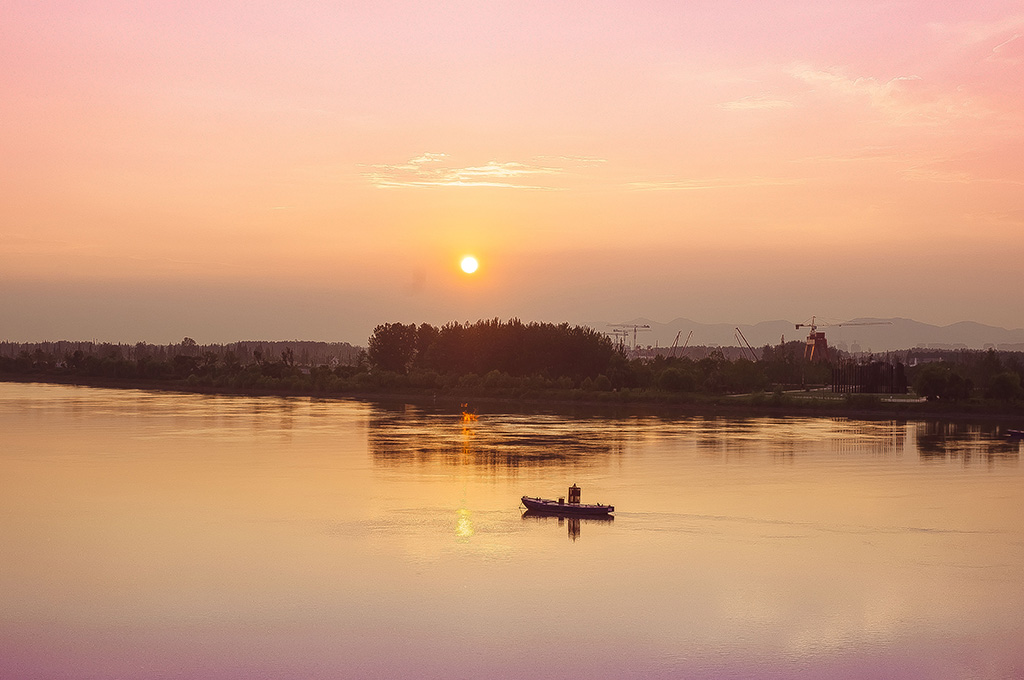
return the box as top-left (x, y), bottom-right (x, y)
top-left (2, 1), bottom-right (1022, 343)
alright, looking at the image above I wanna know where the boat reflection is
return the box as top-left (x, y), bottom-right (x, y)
top-left (521, 509), bottom-right (614, 542)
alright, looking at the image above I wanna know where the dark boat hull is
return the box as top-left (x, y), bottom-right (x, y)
top-left (521, 495), bottom-right (614, 516)
top-left (522, 509), bottom-right (613, 523)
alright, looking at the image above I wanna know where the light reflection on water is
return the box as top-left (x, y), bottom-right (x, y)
top-left (368, 404), bottom-right (628, 470)
top-left (1, 382), bottom-right (1023, 679)
top-left (915, 421), bottom-right (1023, 464)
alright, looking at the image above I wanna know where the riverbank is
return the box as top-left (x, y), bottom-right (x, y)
top-left (5, 373), bottom-right (1024, 424)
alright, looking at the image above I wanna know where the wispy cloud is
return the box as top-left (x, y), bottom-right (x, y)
top-left (408, 153), bottom-right (449, 166)
top-left (900, 165), bottom-right (1024, 186)
top-left (786, 64), bottom-right (987, 126)
top-left (719, 95), bottom-right (795, 111)
top-left (791, 146), bottom-right (903, 165)
top-left (927, 14), bottom-right (1024, 48)
top-left (899, 167), bottom-right (975, 184)
top-left (0, 232), bottom-right (91, 254)
top-left (629, 176), bottom-right (804, 191)
top-left (989, 33), bottom-right (1023, 64)
top-left (533, 155), bottom-right (607, 165)
top-left (363, 154), bottom-right (582, 189)
top-left (789, 65), bottom-right (919, 105)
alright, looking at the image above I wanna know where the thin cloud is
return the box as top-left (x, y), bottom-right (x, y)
top-left (789, 65), bottom-right (921, 104)
top-left (899, 167), bottom-right (975, 184)
top-left (629, 176), bottom-right (804, 191)
top-left (989, 33), bottom-right (1023, 64)
top-left (533, 155), bottom-right (608, 165)
top-left (790, 146), bottom-right (903, 164)
top-left (900, 166), bottom-right (1024, 186)
top-left (454, 161), bottom-right (561, 179)
top-left (927, 14), bottom-right (1024, 47)
top-left (786, 64), bottom-right (987, 126)
top-left (409, 152), bottom-right (448, 165)
top-left (720, 95), bottom-right (795, 111)
top-left (364, 155), bottom-right (570, 189)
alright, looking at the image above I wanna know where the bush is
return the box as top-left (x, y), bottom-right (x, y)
top-left (658, 367), bottom-right (696, 392)
top-left (845, 393), bottom-right (881, 408)
top-left (483, 370), bottom-right (513, 388)
top-left (353, 372), bottom-right (376, 389)
top-left (408, 369), bottom-right (442, 389)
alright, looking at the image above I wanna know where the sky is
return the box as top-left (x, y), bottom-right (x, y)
top-left (2, 1), bottom-right (1023, 345)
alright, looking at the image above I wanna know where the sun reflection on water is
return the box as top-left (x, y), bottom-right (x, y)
top-left (455, 507), bottom-right (474, 540)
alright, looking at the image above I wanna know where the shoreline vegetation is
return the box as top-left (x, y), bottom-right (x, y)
top-left (3, 319), bottom-right (1023, 423)
top-left (2, 373), bottom-right (1023, 424)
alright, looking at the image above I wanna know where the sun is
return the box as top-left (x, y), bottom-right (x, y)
top-left (460, 255), bottom-right (479, 274)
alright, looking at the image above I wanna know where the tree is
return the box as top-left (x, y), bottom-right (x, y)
top-left (367, 323), bottom-right (419, 374)
top-left (944, 373), bottom-right (972, 402)
top-left (914, 363), bottom-right (973, 402)
top-left (914, 364), bottom-right (949, 401)
top-left (987, 372), bottom-right (1022, 401)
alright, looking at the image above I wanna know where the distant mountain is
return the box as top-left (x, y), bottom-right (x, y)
top-left (589, 318), bottom-right (1024, 353)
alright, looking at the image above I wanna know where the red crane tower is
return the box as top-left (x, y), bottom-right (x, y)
top-left (794, 316), bottom-right (891, 362)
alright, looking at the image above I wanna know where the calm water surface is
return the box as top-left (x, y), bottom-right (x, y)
top-left (1, 382), bottom-right (1022, 679)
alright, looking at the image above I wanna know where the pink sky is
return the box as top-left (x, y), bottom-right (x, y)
top-left (2, 1), bottom-right (1022, 344)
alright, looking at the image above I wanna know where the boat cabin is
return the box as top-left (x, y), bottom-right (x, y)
top-left (558, 484), bottom-right (582, 505)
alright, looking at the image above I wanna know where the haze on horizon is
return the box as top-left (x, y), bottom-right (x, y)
top-left (2, 1), bottom-right (1022, 346)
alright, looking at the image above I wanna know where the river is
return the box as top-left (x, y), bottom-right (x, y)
top-left (1, 382), bottom-right (1022, 679)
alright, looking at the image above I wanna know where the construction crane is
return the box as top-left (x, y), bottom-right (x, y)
top-left (608, 323), bottom-right (651, 351)
top-left (735, 328), bottom-right (757, 361)
top-left (607, 328), bottom-right (631, 350)
top-left (669, 330), bottom-right (693, 358)
top-left (794, 316), bottom-right (892, 362)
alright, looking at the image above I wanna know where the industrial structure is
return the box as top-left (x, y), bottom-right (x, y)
top-left (795, 316), bottom-right (891, 362)
top-left (669, 330), bottom-right (693, 358)
top-left (608, 323), bottom-right (651, 351)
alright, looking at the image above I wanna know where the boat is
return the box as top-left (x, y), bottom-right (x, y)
top-left (521, 484), bottom-right (614, 516)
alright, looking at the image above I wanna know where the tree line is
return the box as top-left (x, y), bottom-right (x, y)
top-left (909, 349), bottom-right (1024, 402)
top-left (0, 339), bottom-right (360, 392)
top-left (0, 339), bottom-right (360, 367)
top-left (1, 322), bottom-right (1022, 404)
